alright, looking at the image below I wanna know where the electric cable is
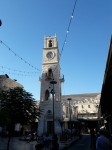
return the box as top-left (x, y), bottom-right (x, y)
top-left (0, 40), bottom-right (41, 72)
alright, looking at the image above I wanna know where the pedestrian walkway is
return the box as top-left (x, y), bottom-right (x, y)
top-left (0, 136), bottom-right (79, 150)
top-left (59, 136), bottom-right (79, 150)
top-left (0, 137), bottom-right (37, 150)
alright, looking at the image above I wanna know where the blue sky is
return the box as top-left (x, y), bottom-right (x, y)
top-left (0, 0), bottom-right (112, 100)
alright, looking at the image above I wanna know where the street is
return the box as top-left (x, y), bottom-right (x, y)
top-left (0, 137), bottom-right (37, 150)
top-left (0, 134), bottom-right (96, 150)
top-left (69, 134), bottom-right (94, 150)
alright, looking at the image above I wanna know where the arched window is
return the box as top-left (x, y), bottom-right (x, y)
top-left (45, 90), bottom-right (49, 100)
top-left (47, 68), bottom-right (53, 79)
top-left (48, 40), bottom-right (52, 47)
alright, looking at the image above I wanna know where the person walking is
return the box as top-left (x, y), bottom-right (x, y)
top-left (96, 128), bottom-right (112, 150)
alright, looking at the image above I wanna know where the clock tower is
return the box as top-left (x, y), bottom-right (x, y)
top-left (38, 35), bottom-right (64, 135)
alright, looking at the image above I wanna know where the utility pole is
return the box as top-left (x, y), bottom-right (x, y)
top-left (50, 80), bottom-right (57, 136)
top-left (67, 98), bottom-right (72, 136)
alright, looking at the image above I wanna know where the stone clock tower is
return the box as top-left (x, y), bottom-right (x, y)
top-left (38, 35), bottom-right (64, 135)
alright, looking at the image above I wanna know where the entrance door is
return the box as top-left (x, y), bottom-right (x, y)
top-left (47, 121), bottom-right (53, 134)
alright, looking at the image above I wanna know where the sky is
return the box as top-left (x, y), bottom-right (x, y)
top-left (0, 0), bottom-right (112, 100)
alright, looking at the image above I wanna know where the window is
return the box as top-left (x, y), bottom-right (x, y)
top-left (47, 69), bottom-right (53, 79)
top-left (66, 107), bottom-right (69, 117)
top-left (48, 40), bottom-right (53, 47)
top-left (45, 90), bottom-right (49, 100)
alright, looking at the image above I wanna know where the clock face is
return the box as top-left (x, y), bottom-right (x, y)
top-left (46, 52), bottom-right (54, 59)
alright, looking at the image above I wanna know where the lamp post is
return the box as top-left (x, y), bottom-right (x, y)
top-left (67, 98), bottom-right (72, 135)
top-left (0, 20), bottom-right (2, 26)
top-left (50, 80), bottom-right (57, 136)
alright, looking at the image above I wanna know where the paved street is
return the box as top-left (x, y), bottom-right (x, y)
top-left (0, 135), bottom-right (79, 150)
top-left (0, 137), bottom-right (37, 150)
top-left (0, 134), bottom-right (94, 150)
top-left (69, 134), bottom-right (94, 150)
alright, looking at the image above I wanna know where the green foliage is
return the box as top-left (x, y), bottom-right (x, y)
top-left (0, 87), bottom-right (40, 127)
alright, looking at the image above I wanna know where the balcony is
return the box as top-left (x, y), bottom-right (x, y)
top-left (59, 75), bottom-right (64, 82)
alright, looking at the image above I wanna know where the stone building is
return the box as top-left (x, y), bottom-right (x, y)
top-left (62, 94), bottom-right (100, 130)
top-left (0, 74), bottom-right (23, 90)
top-left (38, 35), bottom-right (64, 135)
top-left (62, 93), bottom-right (100, 120)
top-left (38, 35), bottom-right (100, 135)
top-left (99, 36), bottom-right (112, 133)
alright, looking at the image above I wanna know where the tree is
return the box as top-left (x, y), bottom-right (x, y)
top-left (0, 87), bottom-right (40, 127)
top-left (0, 87), bottom-right (40, 150)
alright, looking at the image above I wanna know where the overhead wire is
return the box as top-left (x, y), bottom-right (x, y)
top-left (0, 66), bottom-right (38, 76)
top-left (0, 0), bottom-right (78, 78)
top-left (53, 0), bottom-right (78, 74)
top-left (0, 40), bottom-right (41, 72)
top-left (0, 70), bottom-right (37, 77)
top-left (59, 0), bottom-right (78, 58)
top-left (0, 71), bottom-right (37, 78)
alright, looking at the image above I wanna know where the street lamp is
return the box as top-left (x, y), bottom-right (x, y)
top-left (50, 80), bottom-right (57, 136)
top-left (67, 98), bottom-right (72, 135)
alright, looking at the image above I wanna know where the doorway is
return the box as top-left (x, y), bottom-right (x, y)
top-left (47, 121), bottom-right (53, 134)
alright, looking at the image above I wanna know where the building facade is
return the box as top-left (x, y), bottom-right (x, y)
top-left (38, 35), bottom-right (101, 135)
top-left (99, 36), bottom-right (112, 133)
top-left (38, 35), bottom-right (64, 135)
top-left (62, 94), bottom-right (100, 120)
top-left (0, 74), bottom-right (23, 90)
